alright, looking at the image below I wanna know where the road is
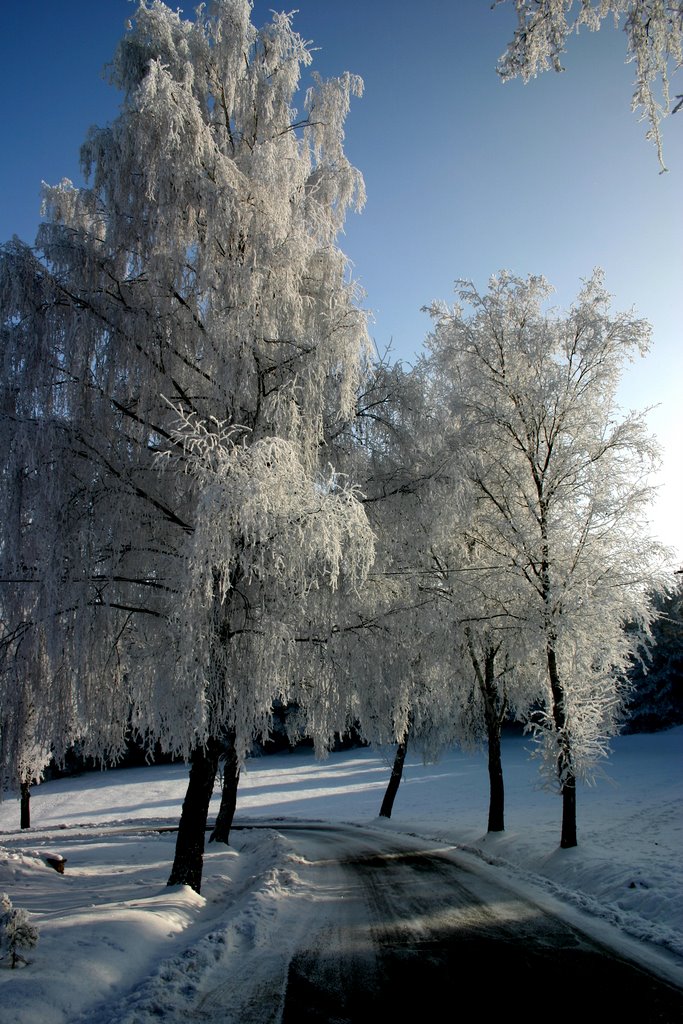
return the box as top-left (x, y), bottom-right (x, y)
top-left (249, 824), bottom-right (683, 1024)
top-left (4, 817), bottom-right (681, 1023)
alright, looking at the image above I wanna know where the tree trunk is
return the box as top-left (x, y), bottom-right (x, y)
top-left (547, 642), bottom-right (578, 848)
top-left (209, 740), bottom-right (240, 844)
top-left (486, 719), bottom-right (505, 833)
top-left (482, 646), bottom-right (506, 833)
top-left (560, 774), bottom-right (577, 849)
top-left (20, 780), bottom-right (30, 830)
top-left (379, 729), bottom-right (409, 819)
top-left (167, 737), bottom-right (222, 893)
top-left (466, 632), bottom-right (506, 833)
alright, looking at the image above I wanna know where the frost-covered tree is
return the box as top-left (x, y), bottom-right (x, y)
top-left (425, 270), bottom-right (669, 847)
top-left (495, 0), bottom-right (683, 169)
top-left (0, 360), bottom-right (57, 822)
top-left (0, 0), bottom-right (373, 890)
top-left (336, 360), bottom-right (527, 825)
top-left (413, 534), bottom-right (543, 833)
top-left (0, 893), bottom-right (39, 968)
top-left (290, 358), bottom-right (464, 816)
top-left (346, 354), bottom-right (542, 832)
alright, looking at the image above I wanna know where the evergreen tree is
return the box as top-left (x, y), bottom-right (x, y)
top-left (624, 578), bottom-right (683, 731)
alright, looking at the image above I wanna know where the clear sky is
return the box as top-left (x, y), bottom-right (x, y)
top-left (1, 1), bottom-right (681, 558)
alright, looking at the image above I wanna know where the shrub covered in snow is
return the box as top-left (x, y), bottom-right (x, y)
top-left (0, 892), bottom-right (39, 967)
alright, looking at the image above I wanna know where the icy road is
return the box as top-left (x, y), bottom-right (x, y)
top-left (194, 824), bottom-right (683, 1023)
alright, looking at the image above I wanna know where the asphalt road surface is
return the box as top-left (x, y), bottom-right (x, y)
top-left (268, 825), bottom-right (683, 1024)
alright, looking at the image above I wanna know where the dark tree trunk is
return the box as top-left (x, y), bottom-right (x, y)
top-left (547, 642), bottom-right (578, 849)
top-left (168, 737), bottom-right (222, 893)
top-left (20, 780), bottom-right (30, 830)
top-left (560, 774), bottom-right (577, 849)
top-left (467, 632), bottom-right (506, 833)
top-left (209, 740), bottom-right (240, 844)
top-left (482, 646), bottom-right (506, 833)
top-left (379, 729), bottom-right (409, 819)
top-left (486, 719), bottom-right (505, 833)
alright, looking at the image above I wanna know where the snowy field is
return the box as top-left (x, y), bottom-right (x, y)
top-left (0, 726), bottom-right (681, 1023)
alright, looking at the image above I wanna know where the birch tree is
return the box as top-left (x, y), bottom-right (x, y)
top-left (495, 0), bottom-right (683, 170)
top-left (414, 523), bottom-right (544, 833)
top-left (425, 269), bottom-right (669, 847)
top-left (352, 356), bottom-right (542, 831)
top-left (0, 0), bottom-right (374, 888)
top-left (335, 361), bottom-right (519, 823)
top-left (288, 358), bottom-right (463, 816)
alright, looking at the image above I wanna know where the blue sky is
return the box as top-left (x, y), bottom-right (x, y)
top-left (1, 1), bottom-right (681, 556)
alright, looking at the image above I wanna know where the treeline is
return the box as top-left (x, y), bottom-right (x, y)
top-left (624, 581), bottom-right (683, 733)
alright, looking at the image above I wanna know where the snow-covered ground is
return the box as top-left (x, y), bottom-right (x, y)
top-left (0, 727), bottom-right (681, 1023)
